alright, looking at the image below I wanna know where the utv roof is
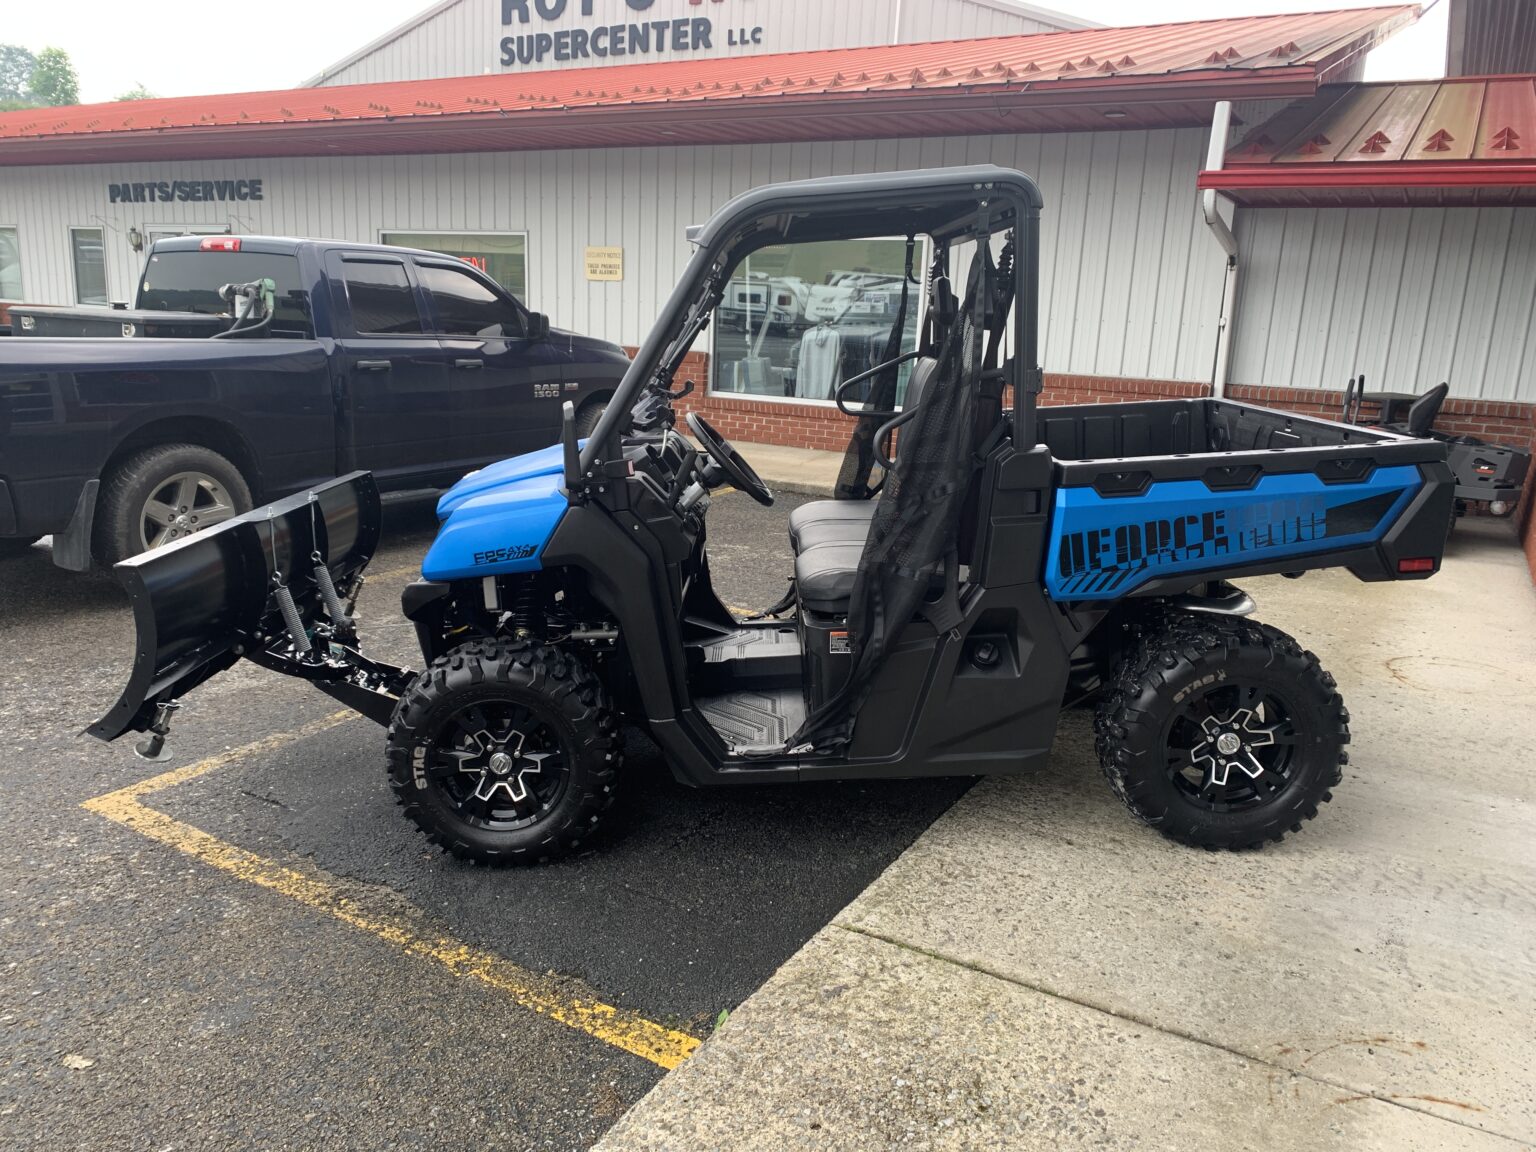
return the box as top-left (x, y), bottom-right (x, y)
top-left (690, 166), bottom-right (1044, 251)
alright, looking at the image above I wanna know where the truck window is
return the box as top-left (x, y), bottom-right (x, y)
top-left (419, 264), bottom-right (522, 338)
top-left (341, 261), bottom-right (423, 335)
top-left (138, 250), bottom-right (313, 337)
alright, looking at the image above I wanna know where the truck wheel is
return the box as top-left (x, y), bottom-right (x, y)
top-left (1094, 614), bottom-right (1348, 851)
top-left (386, 642), bottom-right (621, 864)
top-left (574, 398), bottom-right (608, 438)
top-left (94, 443), bottom-right (251, 566)
top-left (0, 535), bottom-right (41, 559)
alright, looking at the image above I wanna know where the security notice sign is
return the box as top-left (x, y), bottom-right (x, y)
top-left (585, 246), bottom-right (624, 281)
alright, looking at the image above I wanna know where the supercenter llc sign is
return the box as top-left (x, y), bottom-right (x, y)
top-left (500, 0), bottom-right (763, 68)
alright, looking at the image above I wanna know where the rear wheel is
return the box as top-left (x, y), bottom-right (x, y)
top-left (386, 642), bottom-right (621, 864)
top-left (1094, 613), bottom-right (1348, 850)
top-left (0, 535), bottom-right (41, 559)
top-left (93, 443), bottom-right (251, 566)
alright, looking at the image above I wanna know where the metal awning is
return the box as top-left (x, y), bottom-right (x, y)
top-left (1198, 75), bottom-right (1536, 206)
top-left (0, 6), bottom-right (1417, 166)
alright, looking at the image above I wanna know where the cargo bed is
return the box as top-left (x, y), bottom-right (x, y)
top-left (1038, 398), bottom-right (1453, 600)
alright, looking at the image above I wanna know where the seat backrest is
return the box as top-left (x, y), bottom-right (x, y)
top-left (902, 357), bottom-right (938, 414)
top-left (1404, 382), bottom-right (1449, 437)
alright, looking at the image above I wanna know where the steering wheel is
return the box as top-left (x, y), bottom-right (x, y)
top-left (686, 412), bottom-right (774, 507)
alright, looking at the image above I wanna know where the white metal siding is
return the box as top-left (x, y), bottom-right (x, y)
top-left (898, 0), bottom-right (1066, 43)
top-left (0, 127), bottom-right (1226, 383)
top-left (310, 0), bottom-right (1082, 86)
top-left (1232, 206), bottom-right (1536, 402)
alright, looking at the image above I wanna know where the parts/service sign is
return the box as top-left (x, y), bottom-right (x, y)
top-left (501, 0), bottom-right (763, 68)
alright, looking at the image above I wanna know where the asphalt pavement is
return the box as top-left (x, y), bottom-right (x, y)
top-left (0, 487), bottom-right (970, 1151)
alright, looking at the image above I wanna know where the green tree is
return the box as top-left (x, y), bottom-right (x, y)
top-left (115, 83), bottom-right (156, 102)
top-left (28, 47), bottom-right (79, 107)
top-left (0, 44), bottom-right (36, 101)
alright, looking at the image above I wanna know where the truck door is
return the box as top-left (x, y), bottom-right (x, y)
top-left (415, 260), bottom-right (564, 467)
top-left (328, 253), bottom-right (458, 485)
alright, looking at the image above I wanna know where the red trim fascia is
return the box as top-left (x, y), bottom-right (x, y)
top-left (0, 70), bottom-right (1321, 166)
top-left (1199, 161), bottom-right (1536, 190)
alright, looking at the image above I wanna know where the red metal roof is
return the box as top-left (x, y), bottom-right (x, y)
top-left (0, 6), bottom-right (1416, 166)
top-left (1199, 75), bottom-right (1536, 205)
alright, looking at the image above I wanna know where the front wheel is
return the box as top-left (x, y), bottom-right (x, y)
top-left (386, 642), bottom-right (621, 864)
top-left (1094, 614), bottom-right (1348, 850)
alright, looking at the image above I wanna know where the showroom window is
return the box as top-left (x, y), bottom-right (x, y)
top-left (710, 237), bottom-right (926, 405)
top-left (381, 232), bottom-right (528, 300)
top-left (0, 227), bottom-right (21, 299)
top-left (70, 227), bottom-right (109, 306)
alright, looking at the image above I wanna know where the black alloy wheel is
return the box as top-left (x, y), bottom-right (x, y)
top-left (1095, 613), bottom-right (1349, 850)
top-left (387, 642), bottom-right (621, 863)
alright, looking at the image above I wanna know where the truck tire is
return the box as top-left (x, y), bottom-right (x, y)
top-left (0, 535), bottom-right (41, 559)
top-left (1094, 613), bottom-right (1348, 851)
top-left (386, 642), bottom-right (621, 864)
top-left (93, 443), bottom-right (252, 566)
top-left (574, 398), bottom-right (608, 438)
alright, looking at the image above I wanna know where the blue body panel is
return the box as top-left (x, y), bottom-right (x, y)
top-left (1045, 466), bottom-right (1421, 601)
top-left (435, 441), bottom-right (573, 519)
top-left (422, 445), bottom-right (568, 581)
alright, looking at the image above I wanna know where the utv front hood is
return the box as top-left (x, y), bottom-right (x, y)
top-left (437, 443), bottom-right (572, 519)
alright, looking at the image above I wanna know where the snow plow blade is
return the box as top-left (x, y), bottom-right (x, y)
top-left (88, 472), bottom-right (385, 745)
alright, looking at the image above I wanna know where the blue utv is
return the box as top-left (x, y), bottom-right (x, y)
top-left (90, 167), bottom-right (1454, 862)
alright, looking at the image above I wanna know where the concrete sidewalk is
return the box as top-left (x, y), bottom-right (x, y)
top-left (737, 441), bottom-right (843, 498)
top-left (599, 518), bottom-right (1536, 1151)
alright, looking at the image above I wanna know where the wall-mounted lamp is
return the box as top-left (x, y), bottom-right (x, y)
top-left (127, 226), bottom-right (144, 253)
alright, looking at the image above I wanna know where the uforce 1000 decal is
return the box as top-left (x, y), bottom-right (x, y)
top-left (1045, 466), bottom-right (1421, 600)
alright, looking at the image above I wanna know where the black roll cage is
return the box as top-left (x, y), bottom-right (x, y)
top-left (580, 165), bottom-right (1044, 477)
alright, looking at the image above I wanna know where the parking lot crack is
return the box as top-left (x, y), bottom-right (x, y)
top-left (835, 922), bottom-right (1533, 1148)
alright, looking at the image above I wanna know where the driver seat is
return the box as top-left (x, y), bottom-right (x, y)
top-left (792, 356), bottom-right (942, 614)
top-left (788, 356), bottom-right (939, 556)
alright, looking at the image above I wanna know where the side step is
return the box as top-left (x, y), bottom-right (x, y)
top-left (696, 688), bottom-right (807, 750)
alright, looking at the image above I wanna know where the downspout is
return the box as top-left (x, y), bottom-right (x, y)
top-left (1203, 100), bottom-right (1239, 398)
top-left (891, 0), bottom-right (904, 44)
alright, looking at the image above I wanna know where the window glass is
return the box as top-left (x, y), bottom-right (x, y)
top-left (138, 250), bottom-right (313, 338)
top-left (71, 228), bottom-right (108, 306)
top-left (342, 261), bottom-right (423, 335)
top-left (711, 237), bottom-right (925, 404)
top-left (0, 227), bottom-right (21, 299)
top-left (419, 264), bottom-right (519, 337)
top-left (382, 232), bottom-right (527, 300)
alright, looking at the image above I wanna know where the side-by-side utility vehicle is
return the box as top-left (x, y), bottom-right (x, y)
top-left (88, 168), bottom-right (1453, 861)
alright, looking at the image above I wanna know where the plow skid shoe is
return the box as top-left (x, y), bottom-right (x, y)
top-left (89, 472), bottom-right (383, 742)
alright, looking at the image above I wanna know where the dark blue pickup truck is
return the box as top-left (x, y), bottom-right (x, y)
top-left (0, 236), bottom-right (628, 568)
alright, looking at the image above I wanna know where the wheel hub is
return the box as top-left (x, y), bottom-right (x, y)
top-left (1190, 708), bottom-right (1278, 788)
top-left (459, 728), bottom-right (551, 804)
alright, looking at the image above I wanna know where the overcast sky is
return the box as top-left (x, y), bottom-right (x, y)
top-left (3, 0), bottom-right (1447, 105)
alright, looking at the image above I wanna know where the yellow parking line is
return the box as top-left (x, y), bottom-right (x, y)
top-left (81, 713), bottom-right (701, 1070)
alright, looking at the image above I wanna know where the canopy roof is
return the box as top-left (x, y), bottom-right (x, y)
top-left (1199, 75), bottom-right (1536, 206)
top-left (0, 6), bottom-right (1416, 166)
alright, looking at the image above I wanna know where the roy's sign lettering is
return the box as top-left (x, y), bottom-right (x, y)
top-left (500, 0), bottom-right (762, 68)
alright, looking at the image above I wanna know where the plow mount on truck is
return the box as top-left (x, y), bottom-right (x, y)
top-left (89, 472), bottom-right (409, 758)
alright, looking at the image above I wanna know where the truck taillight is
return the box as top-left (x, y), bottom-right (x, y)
top-left (200, 237), bottom-right (241, 252)
top-left (1398, 557), bottom-right (1436, 574)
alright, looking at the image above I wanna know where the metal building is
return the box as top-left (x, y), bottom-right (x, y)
top-left (0, 0), bottom-right (1531, 454)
